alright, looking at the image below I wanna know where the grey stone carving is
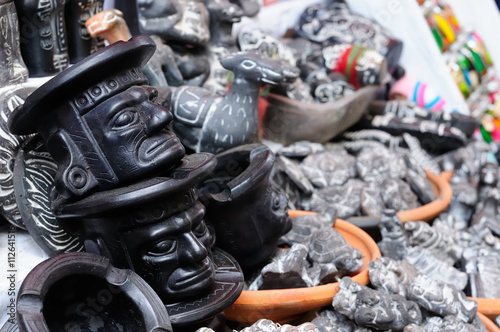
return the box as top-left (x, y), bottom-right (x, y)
top-left (368, 257), bottom-right (419, 297)
top-left (377, 210), bottom-right (409, 260)
top-left (311, 309), bottom-right (356, 332)
top-left (333, 277), bottom-right (422, 331)
top-left (280, 213), bottom-right (333, 247)
top-left (257, 244), bottom-right (313, 290)
top-left (380, 177), bottom-right (419, 211)
top-left (360, 182), bottom-right (384, 217)
top-left (404, 247), bottom-right (468, 291)
top-left (462, 246), bottom-right (500, 299)
top-left (301, 150), bottom-right (357, 188)
top-left (404, 221), bottom-right (462, 266)
top-left (407, 274), bottom-right (478, 323)
top-left (278, 140), bottom-right (325, 159)
top-left (308, 227), bottom-right (363, 274)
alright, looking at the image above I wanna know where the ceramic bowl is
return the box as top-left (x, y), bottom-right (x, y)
top-left (261, 85), bottom-right (380, 146)
top-left (223, 210), bottom-right (381, 324)
top-left (478, 312), bottom-right (500, 332)
top-left (474, 298), bottom-right (500, 320)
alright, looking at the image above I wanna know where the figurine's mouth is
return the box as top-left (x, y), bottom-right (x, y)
top-left (172, 259), bottom-right (214, 290)
top-left (138, 134), bottom-right (183, 163)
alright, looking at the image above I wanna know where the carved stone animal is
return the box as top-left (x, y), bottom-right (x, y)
top-left (171, 50), bottom-right (299, 153)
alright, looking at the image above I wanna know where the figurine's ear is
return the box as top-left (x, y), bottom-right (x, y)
top-left (47, 131), bottom-right (99, 199)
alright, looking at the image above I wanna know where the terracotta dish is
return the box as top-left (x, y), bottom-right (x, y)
top-left (224, 210), bottom-right (382, 324)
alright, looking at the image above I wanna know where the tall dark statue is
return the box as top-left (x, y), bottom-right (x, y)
top-left (199, 144), bottom-right (292, 271)
top-left (0, 0), bottom-right (28, 85)
top-left (65, 0), bottom-right (103, 63)
top-left (8, 35), bottom-right (244, 325)
top-left (15, 0), bottom-right (70, 77)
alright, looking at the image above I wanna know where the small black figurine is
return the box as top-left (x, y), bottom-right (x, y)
top-left (65, 0), bottom-right (104, 63)
top-left (0, 0), bottom-right (28, 85)
top-left (15, 0), bottom-right (70, 77)
top-left (171, 50), bottom-right (299, 154)
top-left (199, 144), bottom-right (291, 271)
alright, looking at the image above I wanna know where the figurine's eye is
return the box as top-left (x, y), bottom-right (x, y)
top-left (147, 239), bottom-right (176, 256)
top-left (112, 109), bottom-right (138, 129)
top-left (272, 194), bottom-right (281, 210)
top-left (193, 222), bottom-right (208, 238)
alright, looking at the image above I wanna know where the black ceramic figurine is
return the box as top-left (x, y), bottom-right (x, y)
top-left (171, 50), bottom-right (299, 154)
top-left (15, 0), bottom-right (70, 77)
top-left (0, 85), bottom-right (37, 229)
top-left (9, 35), bottom-right (185, 199)
top-left (8, 35), bottom-right (244, 326)
top-left (65, 0), bottom-right (104, 63)
top-left (202, 0), bottom-right (244, 94)
top-left (13, 135), bottom-right (84, 254)
top-left (0, 0), bottom-right (28, 85)
top-left (198, 144), bottom-right (291, 271)
top-left (17, 252), bottom-right (172, 332)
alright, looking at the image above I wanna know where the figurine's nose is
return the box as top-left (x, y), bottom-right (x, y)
top-left (142, 104), bottom-right (173, 135)
top-left (178, 233), bottom-right (208, 262)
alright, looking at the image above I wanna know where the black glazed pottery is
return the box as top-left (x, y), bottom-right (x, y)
top-left (17, 252), bottom-right (172, 332)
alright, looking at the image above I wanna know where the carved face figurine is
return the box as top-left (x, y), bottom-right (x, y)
top-left (199, 144), bottom-right (292, 271)
top-left (81, 85), bottom-right (184, 182)
top-left (74, 186), bottom-right (216, 301)
top-left (9, 35), bottom-right (185, 199)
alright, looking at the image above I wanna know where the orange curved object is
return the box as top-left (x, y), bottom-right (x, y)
top-left (473, 298), bottom-right (500, 320)
top-left (85, 9), bottom-right (132, 44)
top-left (478, 312), bottom-right (500, 332)
top-left (440, 170), bottom-right (454, 182)
top-left (224, 210), bottom-right (382, 324)
top-left (396, 170), bottom-right (453, 223)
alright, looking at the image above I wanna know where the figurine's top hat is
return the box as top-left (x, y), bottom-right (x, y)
top-left (8, 34), bottom-right (155, 135)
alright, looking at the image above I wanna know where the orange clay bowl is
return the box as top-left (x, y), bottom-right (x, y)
top-left (345, 170), bottom-right (453, 229)
top-left (396, 170), bottom-right (453, 223)
top-left (478, 312), bottom-right (500, 332)
top-left (223, 210), bottom-right (382, 324)
top-left (472, 298), bottom-right (500, 320)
